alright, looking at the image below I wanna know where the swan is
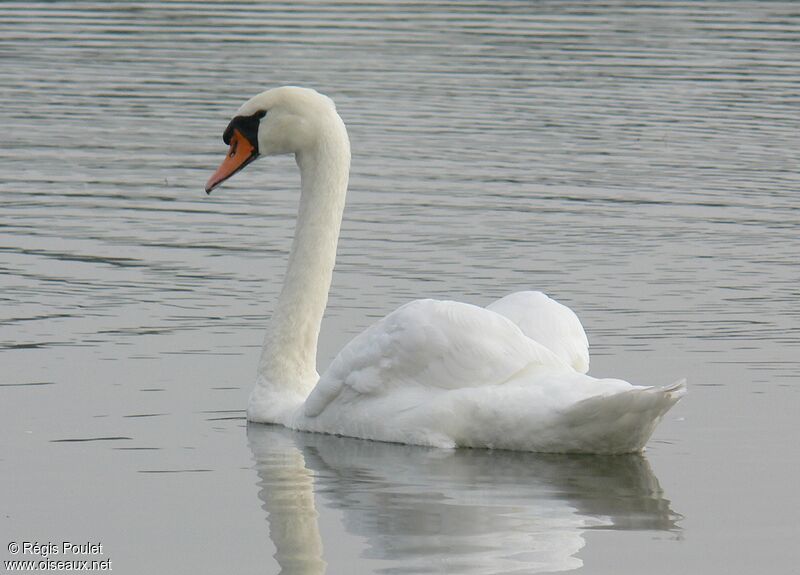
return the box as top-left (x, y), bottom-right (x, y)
top-left (206, 86), bottom-right (685, 453)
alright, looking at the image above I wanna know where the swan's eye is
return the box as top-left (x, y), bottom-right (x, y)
top-left (222, 110), bottom-right (267, 149)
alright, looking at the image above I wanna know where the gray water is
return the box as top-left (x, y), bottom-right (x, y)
top-left (1, 2), bottom-right (798, 573)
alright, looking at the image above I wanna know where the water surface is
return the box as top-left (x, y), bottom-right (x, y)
top-left (1, 2), bottom-right (798, 574)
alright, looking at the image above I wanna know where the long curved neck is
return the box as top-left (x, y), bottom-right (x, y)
top-left (252, 122), bottom-right (350, 421)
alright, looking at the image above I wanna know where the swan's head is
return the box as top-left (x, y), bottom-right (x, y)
top-left (206, 86), bottom-right (345, 193)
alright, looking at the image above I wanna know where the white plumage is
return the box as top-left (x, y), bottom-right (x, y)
top-left (206, 86), bottom-right (685, 454)
top-left (487, 290), bottom-right (590, 373)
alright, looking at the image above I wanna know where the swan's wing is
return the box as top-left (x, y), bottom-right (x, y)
top-left (486, 291), bottom-right (590, 373)
top-left (303, 299), bottom-right (569, 418)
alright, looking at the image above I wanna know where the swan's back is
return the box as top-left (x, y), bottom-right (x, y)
top-left (293, 294), bottom-right (685, 453)
top-left (304, 298), bottom-right (570, 418)
top-left (487, 291), bottom-right (590, 373)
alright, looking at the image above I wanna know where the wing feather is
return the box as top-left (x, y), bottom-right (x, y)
top-left (487, 291), bottom-right (590, 373)
top-left (303, 299), bottom-right (569, 418)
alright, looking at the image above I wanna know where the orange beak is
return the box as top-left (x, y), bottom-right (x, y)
top-left (205, 129), bottom-right (259, 194)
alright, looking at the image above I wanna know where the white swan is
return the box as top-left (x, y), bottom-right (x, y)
top-left (206, 86), bottom-right (685, 453)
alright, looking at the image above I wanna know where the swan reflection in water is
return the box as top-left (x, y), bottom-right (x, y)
top-left (247, 424), bottom-right (680, 574)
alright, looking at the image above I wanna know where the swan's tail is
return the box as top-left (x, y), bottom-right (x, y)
top-left (557, 378), bottom-right (687, 454)
top-left (658, 378), bottom-right (688, 398)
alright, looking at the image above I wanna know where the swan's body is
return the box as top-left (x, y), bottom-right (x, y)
top-left (206, 86), bottom-right (685, 454)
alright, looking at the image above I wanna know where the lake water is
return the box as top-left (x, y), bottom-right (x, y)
top-left (1, 2), bottom-right (798, 573)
